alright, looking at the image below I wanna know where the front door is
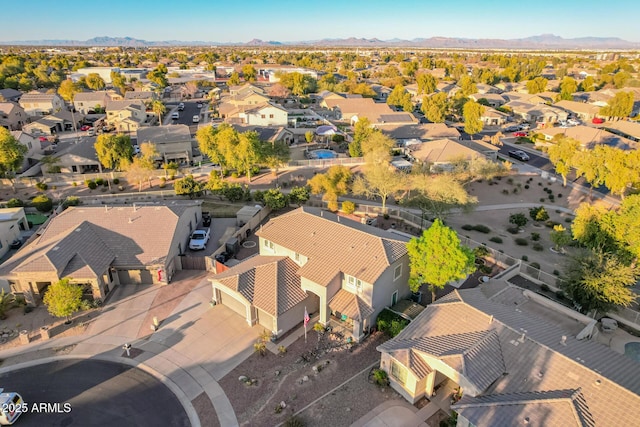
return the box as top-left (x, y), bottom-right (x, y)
top-left (391, 290), bottom-right (398, 306)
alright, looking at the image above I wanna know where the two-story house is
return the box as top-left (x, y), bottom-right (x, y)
top-left (10, 131), bottom-right (42, 172)
top-left (238, 102), bottom-right (289, 127)
top-left (210, 207), bottom-right (411, 341)
top-left (0, 102), bottom-right (27, 131)
top-left (106, 100), bottom-right (148, 132)
top-left (73, 90), bottom-right (122, 114)
top-left (18, 92), bottom-right (65, 117)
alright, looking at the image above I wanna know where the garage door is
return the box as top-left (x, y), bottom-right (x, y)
top-left (118, 269), bottom-right (154, 284)
top-left (218, 289), bottom-right (249, 320)
top-left (256, 308), bottom-right (275, 330)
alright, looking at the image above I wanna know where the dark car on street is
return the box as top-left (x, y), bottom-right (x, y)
top-left (508, 150), bottom-right (530, 162)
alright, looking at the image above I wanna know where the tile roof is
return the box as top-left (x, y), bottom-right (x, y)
top-left (541, 126), bottom-right (637, 150)
top-left (378, 287), bottom-right (640, 426)
top-left (106, 99), bottom-right (145, 111)
top-left (389, 349), bottom-right (432, 378)
top-left (377, 123), bottom-right (461, 141)
top-left (0, 204), bottom-right (198, 278)
top-left (137, 125), bottom-right (192, 145)
top-left (322, 97), bottom-right (417, 124)
top-left (19, 92), bottom-right (60, 103)
top-left (410, 138), bottom-right (488, 163)
top-left (454, 388), bottom-right (595, 427)
top-left (213, 255), bottom-right (307, 316)
top-left (256, 207), bottom-right (408, 286)
top-left (328, 288), bottom-right (374, 321)
top-left (74, 91), bottom-right (110, 102)
top-left (554, 100), bottom-right (601, 116)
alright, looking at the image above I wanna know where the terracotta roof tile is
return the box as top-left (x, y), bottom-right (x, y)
top-left (328, 288), bottom-right (374, 321)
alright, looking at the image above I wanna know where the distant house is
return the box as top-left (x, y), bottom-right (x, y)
top-left (0, 88), bottom-right (22, 102)
top-left (124, 91), bottom-right (157, 102)
top-left (11, 131), bottom-right (43, 172)
top-left (18, 92), bottom-right (65, 117)
top-left (377, 285), bottom-right (640, 426)
top-left (0, 207), bottom-right (29, 262)
top-left (136, 125), bottom-right (197, 165)
top-left (538, 125), bottom-right (637, 150)
top-left (480, 107), bottom-right (510, 126)
top-left (73, 90), bottom-right (122, 114)
top-left (469, 93), bottom-right (507, 109)
top-left (74, 67), bottom-right (120, 84)
top-left (105, 99), bottom-right (149, 132)
top-left (554, 100), bottom-right (602, 121)
top-left (0, 102), bottom-right (27, 130)
top-left (377, 123), bottom-right (461, 145)
top-left (505, 101), bottom-right (568, 124)
top-left (210, 207), bottom-right (411, 341)
top-left (230, 124), bottom-right (292, 145)
top-left (321, 97), bottom-right (417, 125)
top-left (0, 203), bottom-right (202, 306)
top-left (238, 102), bottom-right (289, 126)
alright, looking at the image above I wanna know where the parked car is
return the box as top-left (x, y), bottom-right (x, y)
top-left (80, 125), bottom-right (91, 131)
top-left (592, 117), bottom-right (604, 124)
top-left (192, 115), bottom-right (200, 123)
top-left (196, 103), bottom-right (203, 109)
top-left (88, 128), bottom-right (95, 136)
top-left (504, 125), bottom-right (519, 132)
top-left (178, 103), bottom-right (185, 111)
top-left (513, 131), bottom-right (528, 137)
top-left (567, 118), bottom-right (580, 126)
top-left (518, 123), bottom-right (530, 131)
top-left (171, 112), bottom-right (179, 120)
top-left (508, 150), bottom-right (530, 161)
top-left (189, 229), bottom-right (210, 250)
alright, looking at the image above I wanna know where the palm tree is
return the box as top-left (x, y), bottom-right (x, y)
top-left (151, 100), bottom-right (166, 126)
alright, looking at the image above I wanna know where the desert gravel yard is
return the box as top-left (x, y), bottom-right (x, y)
top-left (218, 331), bottom-right (400, 426)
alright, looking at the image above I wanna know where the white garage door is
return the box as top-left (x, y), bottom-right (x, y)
top-left (218, 289), bottom-right (249, 320)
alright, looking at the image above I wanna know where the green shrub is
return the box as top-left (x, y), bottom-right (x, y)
top-left (95, 178), bottom-right (104, 185)
top-left (113, 178), bottom-right (120, 185)
top-left (342, 200), bottom-right (356, 214)
top-left (62, 196), bottom-right (80, 209)
top-left (530, 232), bottom-right (540, 241)
top-left (6, 198), bottom-right (24, 208)
top-left (35, 182), bottom-right (48, 191)
top-left (253, 190), bottom-right (264, 203)
top-left (524, 184), bottom-right (529, 189)
top-left (284, 416), bottom-right (305, 427)
top-left (540, 284), bottom-right (550, 292)
top-left (461, 224), bottom-right (474, 231)
top-left (480, 264), bottom-right (493, 274)
top-left (529, 206), bottom-right (549, 222)
top-left (555, 290), bottom-right (565, 299)
top-left (87, 181), bottom-right (97, 190)
top-left (506, 226), bottom-right (520, 234)
top-left (553, 269), bottom-right (560, 276)
top-left (557, 193), bottom-right (563, 198)
top-left (530, 262), bottom-right (540, 269)
top-left (514, 238), bottom-right (528, 246)
top-left (474, 246), bottom-right (490, 258)
top-left (540, 198), bottom-right (546, 203)
top-left (502, 189), bottom-right (509, 195)
top-left (31, 195), bottom-right (52, 212)
top-left (533, 243), bottom-right (544, 251)
top-left (376, 309), bottom-right (409, 337)
top-left (545, 220), bottom-right (560, 228)
top-left (372, 368), bottom-right (389, 387)
top-left (72, 182), bottom-right (78, 187)
top-left (489, 236), bottom-right (503, 243)
top-left (472, 224), bottom-right (490, 233)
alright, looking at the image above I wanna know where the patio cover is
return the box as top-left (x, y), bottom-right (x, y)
top-left (329, 288), bottom-right (374, 321)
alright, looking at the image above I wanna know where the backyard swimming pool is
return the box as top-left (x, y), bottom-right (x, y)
top-left (309, 149), bottom-right (338, 159)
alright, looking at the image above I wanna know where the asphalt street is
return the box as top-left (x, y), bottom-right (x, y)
top-left (0, 359), bottom-right (189, 427)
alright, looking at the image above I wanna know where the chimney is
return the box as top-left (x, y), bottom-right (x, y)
top-left (337, 216), bottom-right (340, 222)
top-left (320, 211), bottom-right (324, 217)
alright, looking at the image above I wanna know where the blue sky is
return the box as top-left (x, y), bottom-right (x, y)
top-left (2, 0), bottom-right (639, 42)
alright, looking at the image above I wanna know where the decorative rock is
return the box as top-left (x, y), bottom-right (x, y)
top-left (275, 370), bottom-right (280, 377)
top-left (238, 375), bottom-right (248, 382)
top-left (280, 401), bottom-right (286, 409)
top-left (346, 408), bottom-right (351, 412)
top-left (302, 375), bottom-right (309, 382)
top-left (312, 366), bottom-right (318, 373)
top-left (2, 334), bottom-right (8, 338)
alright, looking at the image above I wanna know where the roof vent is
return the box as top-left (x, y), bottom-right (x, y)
top-left (594, 379), bottom-right (602, 386)
top-left (523, 417), bottom-right (530, 424)
top-left (75, 228), bottom-right (81, 232)
top-left (560, 335), bottom-right (567, 346)
top-left (128, 217), bottom-right (133, 224)
top-left (52, 246), bottom-right (59, 251)
top-left (518, 333), bottom-right (526, 343)
top-left (537, 371), bottom-right (544, 378)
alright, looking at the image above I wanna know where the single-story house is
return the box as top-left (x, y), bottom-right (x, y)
top-left (0, 203), bottom-right (203, 306)
top-left (554, 100), bottom-right (602, 121)
top-left (409, 138), bottom-right (499, 169)
top-left (0, 88), bottom-right (22, 102)
top-left (54, 140), bottom-right (103, 173)
top-left (377, 123), bottom-right (461, 145)
top-left (505, 101), bottom-right (568, 124)
top-left (377, 285), bottom-right (640, 426)
top-left (480, 107), bottom-right (510, 126)
top-left (210, 207), bottom-right (411, 341)
top-left (230, 124), bottom-right (293, 145)
top-left (11, 131), bottom-right (43, 172)
top-left (604, 120), bottom-right (640, 142)
top-left (539, 125), bottom-right (637, 150)
top-left (468, 93), bottom-right (506, 109)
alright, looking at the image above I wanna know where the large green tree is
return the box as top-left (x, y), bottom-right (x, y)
top-left (407, 219), bottom-right (475, 302)
top-left (85, 73), bottom-right (106, 90)
top-left (416, 73), bottom-right (437, 95)
top-left (387, 85), bottom-right (413, 112)
top-left (308, 165), bottom-right (352, 211)
top-left (349, 117), bottom-right (375, 157)
top-left (561, 249), bottom-right (639, 316)
top-left (242, 64), bottom-right (257, 82)
top-left (526, 77), bottom-right (548, 94)
top-left (43, 278), bottom-right (83, 322)
top-left (600, 91), bottom-right (634, 119)
top-left (421, 92), bottom-right (448, 123)
top-left (0, 128), bottom-right (28, 192)
top-left (547, 135), bottom-right (580, 186)
top-left (463, 100), bottom-right (485, 138)
top-left (174, 175), bottom-right (204, 198)
top-left (559, 77), bottom-right (578, 100)
top-left (352, 164), bottom-right (406, 213)
top-left (151, 100), bottom-right (166, 125)
top-left (94, 133), bottom-right (133, 170)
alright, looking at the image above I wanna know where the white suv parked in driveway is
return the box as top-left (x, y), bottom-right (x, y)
top-left (189, 229), bottom-right (210, 250)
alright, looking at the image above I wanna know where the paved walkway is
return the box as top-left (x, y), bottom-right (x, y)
top-left (0, 271), bottom-right (261, 427)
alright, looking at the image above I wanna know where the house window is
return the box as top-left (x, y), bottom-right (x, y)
top-left (394, 265), bottom-right (402, 281)
top-left (269, 114), bottom-right (274, 119)
top-left (294, 252), bottom-right (300, 262)
top-left (261, 114), bottom-right (266, 119)
top-left (264, 239), bottom-right (275, 251)
top-left (390, 360), bottom-right (407, 385)
top-left (346, 275), bottom-right (362, 290)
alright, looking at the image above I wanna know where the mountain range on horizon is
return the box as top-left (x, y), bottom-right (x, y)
top-left (1, 34), bottom-right (639, 49)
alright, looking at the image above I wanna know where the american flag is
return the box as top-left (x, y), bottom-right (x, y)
top-left (304, 307), bottom-right (310, 327)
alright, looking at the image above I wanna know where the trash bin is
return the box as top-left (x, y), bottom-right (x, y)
top-left (19, 330), bottom-right (30, 345)
top-left (40, 326), bottom-right (50, 340)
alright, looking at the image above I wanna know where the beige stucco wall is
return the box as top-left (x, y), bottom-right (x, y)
top-left (370, 254), bottom-right (411, 320)
top-left (275, 293), bottom-right (320, 336)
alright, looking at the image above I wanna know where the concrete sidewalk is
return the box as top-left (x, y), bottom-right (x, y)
top-left (0, 271), bottom-right (260, 427)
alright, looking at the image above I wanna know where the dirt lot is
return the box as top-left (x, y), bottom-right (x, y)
top-left (218, 331), bottom-right (398, 427)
